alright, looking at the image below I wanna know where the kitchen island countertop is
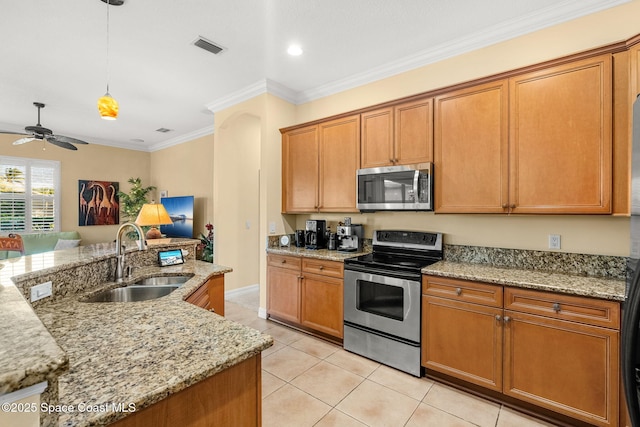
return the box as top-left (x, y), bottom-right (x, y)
top-left (37, 261), bottom-right (272, 427)
top-left (422, 260), bottom-right (626, 301)
top-left (0, 241), bottom-right (272, 427)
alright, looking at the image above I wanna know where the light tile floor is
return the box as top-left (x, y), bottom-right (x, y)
top-left (225, 289), bottom-right (558, 427)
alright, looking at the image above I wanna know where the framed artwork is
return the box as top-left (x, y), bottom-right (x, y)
top-left (160, 195), bottom-right (194, 238)
top-left (79, 180), bottom-right (119, 226)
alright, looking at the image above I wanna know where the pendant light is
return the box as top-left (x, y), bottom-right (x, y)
top-left (97, 0), bottom-right (119, 120)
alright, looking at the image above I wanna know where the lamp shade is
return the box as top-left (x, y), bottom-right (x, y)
top-left (135, 203), bottom-right (173, 239)
top-left (97, 93), bottom-right (119, 120)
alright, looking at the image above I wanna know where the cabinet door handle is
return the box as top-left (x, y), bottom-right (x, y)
top-left (281, 259), bottom-right (286, 264)
top-left (504, 316), bottom-right (511, 324)
top-left (319, 265), bottom-right (324, 270)
top-left (509, 204), bottom-right (516, 209)
top-left (553, 302), bottom-right (561, 313)
top-left (455, 287), bottom-right (462, 296)
top-left (495, 315), bottom-right (502, 322)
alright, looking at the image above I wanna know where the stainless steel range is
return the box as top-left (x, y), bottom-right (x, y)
top-left (343, 230), bottom-right (443, 377)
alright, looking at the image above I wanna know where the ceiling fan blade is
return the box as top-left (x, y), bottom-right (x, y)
top-left (45, 136), bottom-right (77, 150)
top-left (52, 134), bottom-right (89, 145)
top-left (13, 137), bottom-right (35, 145)
top-left (0, 130), bottom-right (28, 135)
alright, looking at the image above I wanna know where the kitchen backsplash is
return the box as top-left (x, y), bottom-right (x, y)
top-left (13, 240), bottom-right (199, 307)
top-left (443, 244), bottom-right (626, 280)
top-left (267, 235), bottom-right (625, 279)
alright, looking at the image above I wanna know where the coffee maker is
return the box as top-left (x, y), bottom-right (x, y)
top-left (305, 220), bottom-right (326, 249)
top-left (337, 217), bottom-right (364, 252)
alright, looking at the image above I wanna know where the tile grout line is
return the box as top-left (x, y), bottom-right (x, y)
top-left (228, 299), bottom-right (542, 427)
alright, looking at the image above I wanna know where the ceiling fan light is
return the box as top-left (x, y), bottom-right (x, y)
top-left (97, 93), bottom-right (119, 120)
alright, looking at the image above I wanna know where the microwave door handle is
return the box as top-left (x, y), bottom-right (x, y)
top-left (412, 171), bottom-right (419, 202)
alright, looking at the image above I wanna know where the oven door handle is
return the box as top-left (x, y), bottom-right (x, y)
top-left (344, 264), bottom-right (421, 282)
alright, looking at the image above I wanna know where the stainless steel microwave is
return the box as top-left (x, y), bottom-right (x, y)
top-left (356, 163), bottom-right (433, 212)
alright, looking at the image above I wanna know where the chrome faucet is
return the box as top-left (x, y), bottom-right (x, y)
top-left (115, 222), bottom-right (147, 282)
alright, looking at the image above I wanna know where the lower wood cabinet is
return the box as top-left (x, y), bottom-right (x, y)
top-left (267, 254), bottom-right (344, 339)
top-left (111, 354), bottom-right (261, 427)
top-left (267, 255), bottom-right (302, 323)
top-left (422, 275), bottom-right (620, 427)
top-left (422, 296), bottom-right (503, 391)
top-left (300, 272), bottom-right (343, 337)
top-left (186, 275), bottom-right (225, 316)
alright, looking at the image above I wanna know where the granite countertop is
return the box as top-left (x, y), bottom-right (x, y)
top-left (0, 240), bottom-right (198, 397)
top-left (266, 246), bottom-right (370, 261)
top-left (0, 280), bottom-right (68, 394)
top-left (36, 262), bottom-right (272, 427)
top-left (423, 261), bottom-right (626, 301)
top-left (0, 240), bottom-right (273, 427)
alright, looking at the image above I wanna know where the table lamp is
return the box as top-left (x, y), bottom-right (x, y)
top-left (135, 203), bottom-right (173, 239)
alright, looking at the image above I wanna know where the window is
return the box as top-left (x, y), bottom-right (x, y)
top-left (0, 156), bottom-right (60, 233)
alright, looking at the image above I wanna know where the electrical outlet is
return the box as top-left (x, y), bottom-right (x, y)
top-left (269, 222), bottom-right (276, 234)
top-left (31, 281), bottom-right (52, 302)
top-left (549, 234), bottom-right (561, 250)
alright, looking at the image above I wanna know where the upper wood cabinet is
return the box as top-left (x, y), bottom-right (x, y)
top-left (282, 125), bottom-right (319, 213)
top-left (318, 115), bottom-right (360, 212)
top-left (395, 98), bottom-right (434, 165)
top-left (435, 54), bottom-right (613, 214)
top-left (360, 107), bottom-right (393, 168)
top-left (361, 98), bottom-right (433, 168)
top-left (509, 55), bottom-right (612, 214)
top-left (281, 36), bottom-right (640, 216)
top-left (434, 80), bottom-right (509, 213)
top-left (611, 40), bottom-right (640, 216)
top-left (282, 116), bottom-right (360, 213)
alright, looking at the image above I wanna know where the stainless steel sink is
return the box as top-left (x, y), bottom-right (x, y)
top-left (133, 275), bottom-right (192, 286)
top-left (83, 275), bottom-right (193, 303)
top-left (84, 285), bottom-right (180, 302)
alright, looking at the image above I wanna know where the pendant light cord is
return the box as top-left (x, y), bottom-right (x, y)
top-left (105, 0), bottom-right (111, 94)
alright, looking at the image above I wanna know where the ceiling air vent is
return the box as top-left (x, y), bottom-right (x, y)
top-left (155, 128), bottom-right (173, 133)
top-left (193, 36), bottom-right (224, 55)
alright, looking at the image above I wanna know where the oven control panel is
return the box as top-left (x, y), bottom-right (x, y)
top-left (373, 230), bottom-right (442, 251)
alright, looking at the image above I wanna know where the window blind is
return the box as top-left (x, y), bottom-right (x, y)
top-left (0, 157), bottom-right (60, 233)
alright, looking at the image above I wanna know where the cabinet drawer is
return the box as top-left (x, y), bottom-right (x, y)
top-left (267, 254), bottom-right (302, 272)
top-left (504, 287), bottom-right (620, 330)
top-left (302, 258), bottom-right (343, 278)
top-left (422, 275), bottom-right (502, 308)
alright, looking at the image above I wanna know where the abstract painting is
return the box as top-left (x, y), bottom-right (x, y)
top-left (79, 180), bottom-right (119, 226)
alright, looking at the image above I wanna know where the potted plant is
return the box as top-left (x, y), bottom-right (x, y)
top-left (198, 223), bottom-right (214, 262)
top-left (117, 178), bottom-right (156, 238)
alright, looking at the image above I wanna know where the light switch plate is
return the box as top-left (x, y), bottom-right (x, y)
top-left (31, 281), bottom-right (53, 302)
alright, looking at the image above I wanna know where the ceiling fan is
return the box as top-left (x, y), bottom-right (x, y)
top-left (0, 102), bottom-right (89, 151)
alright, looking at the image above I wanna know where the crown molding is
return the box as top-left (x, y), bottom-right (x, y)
top-left (148, 125), bottom-right (215, 152)
top-left (120, 0), bottom-right (632, 152)
top-left (296, 0), bottom-right (630, 104)
top-left (205, 78), bottom-right (298, 114)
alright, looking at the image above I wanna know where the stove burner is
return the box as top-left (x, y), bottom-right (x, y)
top-left (344, 230), bottom-right (443, 276)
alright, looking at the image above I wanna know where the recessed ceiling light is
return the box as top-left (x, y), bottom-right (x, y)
top-left (287, 44), bottom-right (303, 56)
